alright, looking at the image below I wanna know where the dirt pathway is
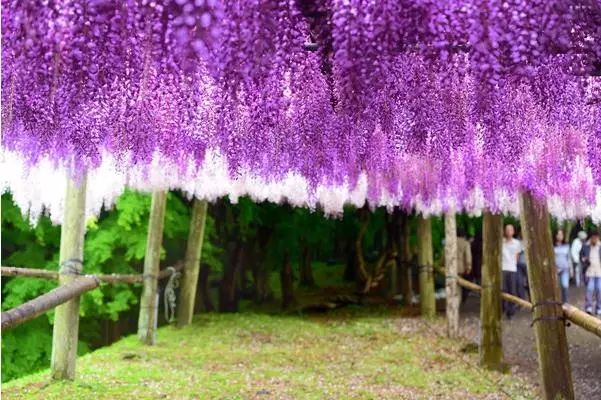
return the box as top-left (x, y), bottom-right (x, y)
top-left (458, 286), bottom-right (601, 399)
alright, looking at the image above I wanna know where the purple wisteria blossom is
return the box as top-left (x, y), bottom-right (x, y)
top-left (1, 0), bottom-right (600, 218)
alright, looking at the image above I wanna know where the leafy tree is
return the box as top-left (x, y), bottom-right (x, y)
top-left (1, 190), bottom-right (220, 382)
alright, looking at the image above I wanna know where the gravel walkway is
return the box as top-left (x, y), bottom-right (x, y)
top-left (458, 286), bottom-right (601, 399)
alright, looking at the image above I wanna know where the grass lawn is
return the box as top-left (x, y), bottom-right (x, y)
top-left (2, 306), bottom-right (536, 399)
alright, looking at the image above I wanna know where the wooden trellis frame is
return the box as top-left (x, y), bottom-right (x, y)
top-left (3, 187), bottom-right (600, 400)
top-left (1, 263), bottom-right (183, 332)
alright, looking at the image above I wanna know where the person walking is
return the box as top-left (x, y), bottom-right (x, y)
top-left (581, 230), bottom-right (601, 316)
top-left (502, 223), bottom-right (521, 319)
top-left (571, 231), bottom-right (587, 287)
top-left (553, 229), bottom-right (571, 303)
top-left (516, 229), bottom-right (528, 300)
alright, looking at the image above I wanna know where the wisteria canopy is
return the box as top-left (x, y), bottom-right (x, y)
top-left (2, 0), bottom-right (601, 222)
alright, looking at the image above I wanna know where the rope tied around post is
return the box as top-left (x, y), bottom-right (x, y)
top-left (59, 259), bottom-right (83, 275)
top-left (530, 300), bottom-right (570, 327)
top-left (164, 267), bottom-right (181, 323)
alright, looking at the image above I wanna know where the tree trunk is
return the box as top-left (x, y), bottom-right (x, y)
top-left (343, 239), bottom-right (358, 282)
top-left (110, 320), bottom-right (119, 344)
top-left (385, 211), bottom-right (399, 297)
top-left (280, 251), bottom-right (296, 310)
top-left (195, 263), bottom-right (214, 312)
top-left (299, 238), bottom-right (315, 287)
top-left (417, 215), bottom-right (435, 318)
top-left (252, 262), bottom-right (270, 304)
top-left (177, 199), bottom-right (208, 327)
top-left (479, 212), bottom-right (504, 370)
top-left (252, 227), bottom-right (273, 304)
top-left (219, 241), bottom-right (243, 312)
top-left (51, 174), bottom-right (88, 380)
top-left (237, 243), bottom-right (252, 298)
top-left (355, 208), bottom-right (371, 290)
top-left (519, 191), bottom-right (574, 400)
top-left (137, 190), bottom-right (168, 345)
top-left (397, 211), bottom-right (413, 305)
top-left (385, 260), bottom-right (397, 298)
top-left (444, 211), bottom-right (459, 338)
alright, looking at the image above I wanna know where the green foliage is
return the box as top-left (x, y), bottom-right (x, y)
top-left (1, 190), bottom-right (220, 382)
top-left (198, 214), bottom-right (222, 273)
top-left (0, 319), bottom-right (53, 383)
top-left (1, 194), bottom-right (61, 382)
top-left (236, 197), bottom-right (259, 240)
top-left (261, 203), bottom-right (337, 269)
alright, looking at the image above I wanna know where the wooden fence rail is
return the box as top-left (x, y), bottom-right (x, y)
top-left (0, 263), bottom-right (183, 332)
top-left (1, 266), bottom-right (58, 279)
top-left (455, 276), bottom-right (601, 339)
top-left (1, 263), bottom-right (182, 284)
top-left (1, 276), bottom-right (100, 331)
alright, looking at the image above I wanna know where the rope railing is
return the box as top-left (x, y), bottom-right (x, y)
top-left (0, 262), bottom-right (184, 332)
top-left (4, 263), bottom-right (598, 338)
top-left (1, 263), bottom-right (183, 284)
top-left (454, 275), bottom-right (601, 339)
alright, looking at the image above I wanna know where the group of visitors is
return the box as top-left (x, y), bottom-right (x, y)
top-left (501, 224), bottom-right (601, 318)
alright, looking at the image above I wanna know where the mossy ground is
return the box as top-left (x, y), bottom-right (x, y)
top-left (2, 306), bottom-right (536, 400)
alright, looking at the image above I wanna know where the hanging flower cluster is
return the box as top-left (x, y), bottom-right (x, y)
top-left (2, 1), bottom-right (600, 223)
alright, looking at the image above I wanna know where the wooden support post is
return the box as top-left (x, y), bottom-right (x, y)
top-left (51, 174), bottom-right (88, 380)
top-left (177, 198), bottom-right (208, 327)
top-left (444, 211), bottom-right (459, 338)
top-left (519, 191), bottom-right (574, 400)
top-left (417, 215), bottom-right (435, 318)
top-left (138, 190), bottom-right (168, 345)
top-left (479, 212), bottom-right (504, 370)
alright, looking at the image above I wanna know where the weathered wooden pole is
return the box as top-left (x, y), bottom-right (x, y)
top-left (417, 215), bottom-right (435, 318)
top-left (444, 211), bottom-right (459, 338)
top-left (519, 191), bottom-right (574, 400)
top-left (51, 174), bottom-right (88, 380)
top-left (1, 265), bottom-right (182, 283)
top-left (177, 198), bottom-right (208, 327)
top-left (479, 212), bottom-right (504, 370)
top-left (1, 267), bottom-right (59, 279)
top-left (138, 190), bottom-right (168, 345)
